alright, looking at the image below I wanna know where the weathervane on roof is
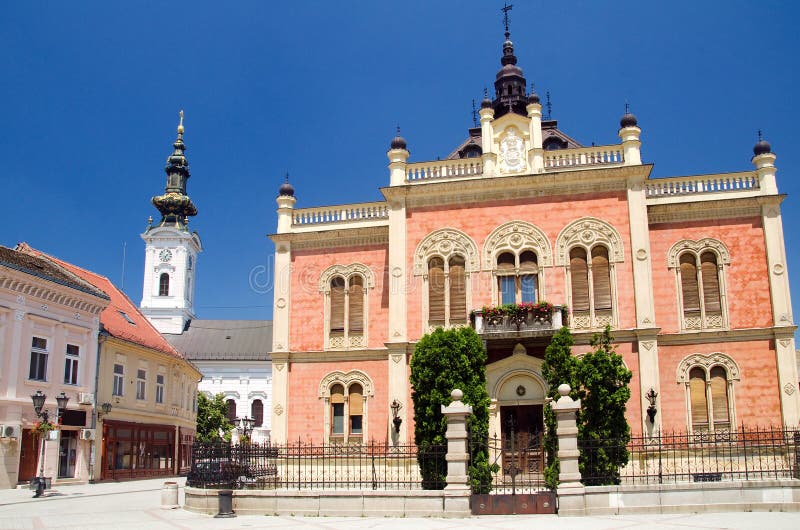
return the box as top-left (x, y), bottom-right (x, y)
top-left (502, 3), bottom-right (513, 39)
top-left (545, 91), bottom-right (552, 120)
top-left (472, 99), bottom-right (478, 127)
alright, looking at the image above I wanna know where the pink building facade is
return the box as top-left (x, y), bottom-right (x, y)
top-left (269, 35), bottom-right (799, 444)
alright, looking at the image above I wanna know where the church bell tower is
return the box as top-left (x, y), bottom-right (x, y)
top-left (140, 111), bottom-right (202, 334)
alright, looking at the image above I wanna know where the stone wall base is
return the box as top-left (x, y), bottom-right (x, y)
top-left (184, 487), bottom-right (471, 518)
top-left (568, 479), bottom-right (800, 516)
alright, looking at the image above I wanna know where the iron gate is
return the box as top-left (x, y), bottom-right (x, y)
top-left (469, 424), bottom-right (556, 514)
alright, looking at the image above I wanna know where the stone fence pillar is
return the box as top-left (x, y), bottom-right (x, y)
top-left (441, 389), bottom-right (472, 517)
top-left (550, 383), bottom-right (586, 516)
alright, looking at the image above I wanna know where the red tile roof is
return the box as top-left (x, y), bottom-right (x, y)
top-left (17, 243), bottom-right (183, 359)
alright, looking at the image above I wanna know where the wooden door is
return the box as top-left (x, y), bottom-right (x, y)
top-left (18, 429), bottom-right (39, 482)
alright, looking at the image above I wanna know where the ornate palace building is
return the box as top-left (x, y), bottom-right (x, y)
top-left (268, 22), bottom-right (800, 445)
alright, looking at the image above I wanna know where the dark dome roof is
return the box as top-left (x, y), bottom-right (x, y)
top-left (753, 138), bottom-right (772, 156)
top-left (620, 112), bottom-right (638, 128)
top-left (390, 131), bottom-right (407, 150)
top-left (527, 91), bottom-right (540, 104)
top-left (279, 181), bottom-right (295, 197)
top-left (496, 63), bottom-right (523, 80)
top-left (481, 95), bottom-right (493, 109)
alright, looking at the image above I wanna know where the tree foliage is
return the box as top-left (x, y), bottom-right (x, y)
top-left (409, 326), bottom-right (494, 490)
top-left (196, 392), bottom-right (234, 442)
top-left (541, 326), bottom-right (579, 489)
top-left (541, 326), bottom-right (632, 488)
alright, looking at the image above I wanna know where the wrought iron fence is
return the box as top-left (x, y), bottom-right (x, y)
top-left (580, 425), bottom-right (800, 486)
top-left (186, 440), bottom-right (446, 490)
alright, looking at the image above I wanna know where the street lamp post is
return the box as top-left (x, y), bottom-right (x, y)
top-left (30, 391), bottom-right (70, 498)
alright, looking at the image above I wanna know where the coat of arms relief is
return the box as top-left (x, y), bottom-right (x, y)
top-left (499, 127), bottom-right (527, 174)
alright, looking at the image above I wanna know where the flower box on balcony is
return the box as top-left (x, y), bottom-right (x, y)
top-left (471, 302), bottom-right (567, 334)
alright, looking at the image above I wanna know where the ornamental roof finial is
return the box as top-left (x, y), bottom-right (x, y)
top-left (177, 110), bottom-right (185, 135)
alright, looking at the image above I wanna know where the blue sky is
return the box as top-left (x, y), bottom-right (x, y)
top-left (2, 1), bottom-right (799, 327)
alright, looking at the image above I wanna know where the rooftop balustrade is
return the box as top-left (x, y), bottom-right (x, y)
top-left (292, 202), bottom-right (389, 227)
top-left (645, 173), bottom-right (759, 198)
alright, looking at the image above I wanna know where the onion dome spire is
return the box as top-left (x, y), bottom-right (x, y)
top-left (620, 102), bottom-right (638, 128)
top-left (527, 82), bottom-right (540, 105)
top-left (753, 129), bottom-right (772, 156)
top-left (151, 111), bottom-right (198, 229)
top-left (481, 88), bottom-right (492, 109)
top-left (390, 126), bottom-right (408, 151)
top-left (493, 3), bottom-right (527, 119)
top-left (279, 173), bottom-right (295, 197)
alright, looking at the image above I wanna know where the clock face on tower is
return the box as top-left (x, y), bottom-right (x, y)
top-left (159, 249), bottom-right (173, 263)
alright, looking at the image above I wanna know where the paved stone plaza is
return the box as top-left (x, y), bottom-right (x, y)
top-left (0, 478), bottom-right (798, 529)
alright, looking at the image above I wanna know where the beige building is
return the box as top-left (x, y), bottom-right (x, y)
top-left (20, 244), bottom-right (201, 482)
top-left (0, 245), bottom-right (108, 489)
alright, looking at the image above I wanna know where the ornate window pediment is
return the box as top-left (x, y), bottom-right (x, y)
top-left (413, 228), bottom-right (479, 276)
top-left (555, 217), bottom-right (624, 265)
top-left (318, 370), bottom-right (375, 398)
top-left (482, 221), bottom-right (552, 269)
top-left (676, 352), bottom-right (740, 383)
top-left (667, 239), bottom-right (730, 269)
top-left (318, 263), bottom-right (375, 292)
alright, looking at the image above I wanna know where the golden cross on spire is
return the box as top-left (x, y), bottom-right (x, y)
top-left (177, 110), bottom-right (185, 134)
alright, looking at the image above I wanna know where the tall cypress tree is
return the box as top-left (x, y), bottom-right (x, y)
top-left (410, 326), bottom-right (494, 490)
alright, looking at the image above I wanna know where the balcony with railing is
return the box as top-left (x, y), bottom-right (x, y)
top-left (471, 303), bottom-right (565, 337)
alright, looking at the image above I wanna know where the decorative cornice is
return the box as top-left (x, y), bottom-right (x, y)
top-left (648, 198), bottom-right (763, 225)
top-left (0, 274), bottom-right (106, 315)
top-left (382, 165), bottom-right (651, 209)
top-left (270, 226), bottom-right (388, 250)
top-left (287, 348), bottom-right (389, 363)
top-left (656, 326), bottom-right (794, 346)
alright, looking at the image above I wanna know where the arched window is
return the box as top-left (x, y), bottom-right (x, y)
top-left (251, 399), bottom-right (263, 427)
top-left (427, 255), bottom-right (467, 328)
top-left (349, 276), bottom-right (364, 334)
top-left (688, 366), bottom-right (732, 432)
top-left (669, 240), bottom-right (729, 331)
top-left (226, 399), bottom-right (237, 424)
top-left (330, 384), bottom-right (345, 437)
top-left (327, 274), bottom-right (366, 349)
top-left (428, 257), bottom-right (445, 327)
top-left (414, 228), bottom-right (478, 329)
top-left (568, 244), bottom-right (615, 329)
top-left (348, 383), bottom-right (364, 438)
top-left (320, 264), bottom-right (373, 350)
top-left (495, 250), bottom-right (539, 305)
top-left (557, 218), bottom-right (623, 330)
top-left (678, 251), bottom-right (724, 330)
top-left (330, 277), bottom-right (345, 336)
top-left (678, 353), bottom-right (738, 433)
top-left (320, 370), bottom-right (374, 443)
top-left (158, 273), bottom-right (170, 296)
